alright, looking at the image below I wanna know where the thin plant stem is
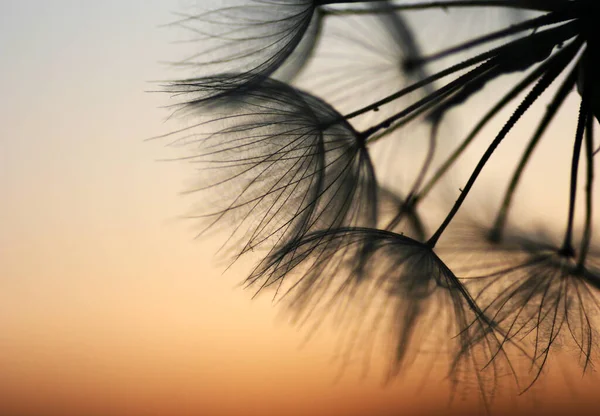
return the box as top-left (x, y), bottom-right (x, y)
top-left (321, 0), bottom-right (561, 14)
top-left (578, 109), bottom-right (594, 271)
top-left (358, 24), bottom-right (579, 140)
top-left (343, 20), bottom-right (578, 123)
top-left (360, 62), bottom-right (498, 140)
top-left (366, 32), bottom-right (576, 148)
top-left (406, 10), bottom-right (573, 67)
top-left (490, 65), bottom-right (579, 242)
top-left (578, 52), bottom-right (595, 270)
top-left (560, 91), bottom-right (589, 257)
top-left (426, 39), bottom-right (581, 248)
top-left (416, 46), bottom-right (569, 201)
top-left (344, 54), bottom-right (494, 121)
top-left (365, 60), bottom-right (503, 144)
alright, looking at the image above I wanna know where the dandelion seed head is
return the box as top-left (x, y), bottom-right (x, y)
top-left (165, 0), bottom-right (321, 102)
top-left (249, 227), bottom-right (492, 382)
top-left (167, 77), bottom-right (377, 258)
top-left (159, 0), bottom-right (600, 404)
top-left (297, 3), bottom-right (430, 120)
top-left (450, 223), bottom-right (600, 389)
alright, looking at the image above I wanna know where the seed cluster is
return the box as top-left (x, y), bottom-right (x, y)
top-left (159, 0), bottom-right (600, 406)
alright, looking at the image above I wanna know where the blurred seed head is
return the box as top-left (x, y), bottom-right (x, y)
top-left (165, 0), bottom-right (322, 102)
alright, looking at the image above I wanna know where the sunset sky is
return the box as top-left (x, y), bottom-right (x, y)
top-left (2, 1), bottom-right (600, 415)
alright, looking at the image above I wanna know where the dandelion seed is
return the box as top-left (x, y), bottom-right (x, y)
top-left (159, 0), bottom-right (600, 403)
top-left (456, 226), bottom-right (600, 391)
top-left (297, 2), bottom-right (432, 123)
top-left (164, 0), bottom-right (365, 103)
top-left (250, 228), bottom-right (481, 365)
top-left (162, 77), bottom-right (377, 259)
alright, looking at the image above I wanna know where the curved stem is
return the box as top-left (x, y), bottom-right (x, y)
top-left (360, 61), bottom-right (497, 139)
top-left (344, 51), bottom-right (495, 121)
top-left (577, 50), bottom-right (595, 270)
top-left (406, 10), bottom-right (571, 67)
top-left (560, 90), bottom-right (589, 257)
top-left (320, 0), bottom-right (562, 13)
top-left (426, 39), bottom-right (580, 249)
top-left (365, 60), bottom-right (504, 144)
top-left (417, 46), bottom-right (567, 200)
top-left (490, 65), bottom-right (579, 243)
top-left (343, 19), bottom-right (577, 123)
top-left (578, 107), bottom-right (594, 271)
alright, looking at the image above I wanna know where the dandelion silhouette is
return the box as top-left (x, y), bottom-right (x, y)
top-left (294, 1), bottom-right (433, 127)
top-left (165, 0), bottom-right (327, 103)
top-left (248, 226), bottom-right (514, 405)
top-left (447, 220), bottom-right (600, 392)
top-left (159, 0), bottom-right (600, 406)
top-left (162, 77), bottom-right (378, 259)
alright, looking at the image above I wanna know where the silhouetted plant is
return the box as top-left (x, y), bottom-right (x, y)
top-left (160, 0), bottom-right (600, 407)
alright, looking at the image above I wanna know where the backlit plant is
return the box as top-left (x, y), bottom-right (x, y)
top-left (159, 0), bottom-right (600, 408)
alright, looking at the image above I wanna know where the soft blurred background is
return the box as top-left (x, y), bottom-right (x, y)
top-left (2, 1), bottom-right (600, 415)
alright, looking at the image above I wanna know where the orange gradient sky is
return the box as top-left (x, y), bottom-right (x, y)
top-left (2, 2), bottom-right (600, 415)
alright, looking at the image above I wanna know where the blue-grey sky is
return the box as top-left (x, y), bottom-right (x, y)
top-left (1, 2), bottom-right (598, 415)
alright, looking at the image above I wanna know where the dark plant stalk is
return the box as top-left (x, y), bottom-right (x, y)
top-left (353, 22), bottom-right (579, 139)
top-left (426, 39), bottom-right (581, 248)
top-left (343, 52), bottom-right (495, 121)
top-left (366, 29), bottom-right (571, 147)
top-left (384, 50), bottom-right (563, 234)
top-left (372, 40), bottom-right (581, 233)
top-left (490, 66), bottom-right (579, 243)
top-left (342, 17), bottom-right (578, 123)
top-left (410, 118), bottom-right (440, 196)
top-left (321, 0), bottom-right (561, 14)
top-left (406, 10), bottom-right (574, 67)
top-left (578, 108), bottom-right (594, 270)
top-left (578, 51), bottom-right (595, 270)
top-left (359, 61), bottom-right (499, 140)
top-left (374, 3), bottom-right (432, 93)
top-left (416, 58), bottom-right (554, 201)
top-left (559, 89), bottom-right (589, 257)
